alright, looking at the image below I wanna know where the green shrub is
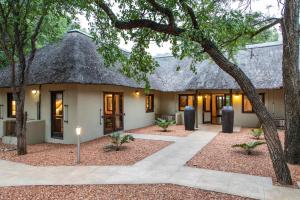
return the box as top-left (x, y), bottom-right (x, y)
top-left (104, 132), bottom-right (134, 151)
top-left (232, 141), bottom-right (266, 155)
top-left (250, 128), bottom-right (264, 139)
top-left (155, 118), bottom-right (175, 132)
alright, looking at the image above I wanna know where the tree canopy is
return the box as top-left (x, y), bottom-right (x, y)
top-left (85, 0), bottom-right (280, 88)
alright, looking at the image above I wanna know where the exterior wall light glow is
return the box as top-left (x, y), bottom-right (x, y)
top-left (135, 91), bottom-right (140, 96)
top-left (76, 126), bottom-right (82, 164)
top-left (31, 90), bottom-right (38, 95)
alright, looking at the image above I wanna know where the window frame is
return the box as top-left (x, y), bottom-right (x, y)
top-left (145, 94), bottom-right (154, 113)
top-left (242, 93), bottom-right (265, 113)
top-left (7, 93), bottom-right (16, 118)
top-left (178, 94), bottom-right (195, 111)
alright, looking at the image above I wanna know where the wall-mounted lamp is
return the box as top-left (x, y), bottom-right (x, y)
top-left (135, 91), bottom-right (140, 96)
top-left (31, 89), bottom-right (38, 95)
top-left (76, 126), bottom-right (82, 164)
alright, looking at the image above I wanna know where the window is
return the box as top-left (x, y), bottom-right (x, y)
top-left (242, 93), bottom-right (264, 113)
top-left (179, 94), bottom-right (195, 111)
top-left (145, 94), bottom-right (154, 112)
top-left (224, 94), bottom-right (232, 106)
top-left (7, 93), bottom-right (16, 118)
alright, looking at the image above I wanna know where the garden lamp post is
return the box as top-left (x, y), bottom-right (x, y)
top-left (76, 127), bottom-right (81, 164)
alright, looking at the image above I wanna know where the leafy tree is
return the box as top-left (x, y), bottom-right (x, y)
top-left (87, 0), bottom-right (292, 184)
top-left (0, 0), bottom-right (76, 155)
top-left (281, 0), bottom-right (300, 164)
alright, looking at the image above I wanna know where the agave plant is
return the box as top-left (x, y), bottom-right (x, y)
top-left (104, 132), bottom-right (134, 151)
top-left (155, 118), bottom-right (175, 132)
top-left (232, 141), bottom-right (266, 155)
top-left (250, 128), bottom-right (264, 139)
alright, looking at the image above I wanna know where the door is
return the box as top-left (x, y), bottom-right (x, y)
top-left (51, 91), bottom-right (64, 139)
top-left (103, 93), bottom-right (124, 134)
top-left (203, 94), bottom-right (212, 123)
top-left (214, 95), bottom-right (225, 124)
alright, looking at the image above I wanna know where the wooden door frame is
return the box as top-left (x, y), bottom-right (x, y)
top-left (50, 91), bottom-right (64, 139)
top-left (103, 92), bottom-right (124, 134)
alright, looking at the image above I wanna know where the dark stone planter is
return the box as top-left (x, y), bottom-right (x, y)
top-left (184, 106), bottom-right (195, 131)
top-left (222, 106), bottom-right (234, 133)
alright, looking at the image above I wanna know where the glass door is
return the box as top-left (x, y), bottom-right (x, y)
top-left (51, 91), bottom-right (63, 139)
top-left (103, 93), bottom-right (124, 134)
top-left (203, 95), bottom-right (212, 124)
top-left (215, 95), bottom-right (225, 124)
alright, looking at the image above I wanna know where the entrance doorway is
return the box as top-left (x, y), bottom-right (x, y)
top-left (213, 95), bottom-right (225, 124)
top-left (103, 92), bottom-right (124, 134)
top-left (51, 91), bottom-right (64, 139)
top-left (202, 93), bottom-right (231, 125)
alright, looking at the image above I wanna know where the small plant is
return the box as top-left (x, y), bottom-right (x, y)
top-left (232, 141), bottom-right (266, 155)
top-left (104, 132), bottom-right (134, 151)
top-left (155, 118), bottom-right (175, 132)
top-left (250, 128), bottom-right (264, 139)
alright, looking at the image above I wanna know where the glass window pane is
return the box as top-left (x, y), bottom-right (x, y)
top-left (187, 96), bottom-right (194, 107)
top-left (243, 96), bottom-right (253, 112)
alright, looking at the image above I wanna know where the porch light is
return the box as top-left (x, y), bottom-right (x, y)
top-left (135, 91), bottom-right (140, 96)
top-left (76, 127), bottom-right (81, 136)
top-left (31, 90), bottom-right (38, 95)
top-left (76, 126), bottom-right (81, 164)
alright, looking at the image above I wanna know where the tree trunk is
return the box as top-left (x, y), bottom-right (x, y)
top-left (201, 40), bottom-right (292, 185)
top-left (14, 86), bottom-right (27, 155)
top-left (282, 0), bottom-right (300, 164)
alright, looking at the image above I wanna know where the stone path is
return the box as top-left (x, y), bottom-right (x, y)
top-left (0, 126), bottom-right (299, 200)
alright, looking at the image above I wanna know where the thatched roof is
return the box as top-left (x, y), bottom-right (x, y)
top-left (0, 30), bottom-right (288, 91)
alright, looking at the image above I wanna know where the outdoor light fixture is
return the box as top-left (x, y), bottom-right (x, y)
top-left (135, 91), bottom-right (140, 96)
top-left (76, 126), bottom-right (82, 164)
top-left (31, 89), bottom-right (38, 95)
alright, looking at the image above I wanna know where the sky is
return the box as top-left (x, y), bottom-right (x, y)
top-left (78, 0), bottom-right (283, 56)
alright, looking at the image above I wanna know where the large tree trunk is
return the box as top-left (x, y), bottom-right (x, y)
top-left (202, 40), bottom-right (292, 185)
top-left (282, 0), bottom-right (300, 164)
top-left (14, 86), bottom-right (27, 155)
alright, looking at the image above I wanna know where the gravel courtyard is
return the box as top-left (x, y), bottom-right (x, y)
top-left (0, 137), bottom-right (172, 166)
top-left (186, 128), bottom-right (300, 186)
top-left (0, 184), bottom-right (252, 200)
top-left (127, 125), bottom-right (193, 137)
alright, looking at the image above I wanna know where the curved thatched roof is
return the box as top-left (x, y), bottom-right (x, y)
top-left (0, 30), bottom-right (288, 91)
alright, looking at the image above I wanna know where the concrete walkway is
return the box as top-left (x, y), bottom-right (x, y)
top-left (0, 126), bottom-right (299, 200)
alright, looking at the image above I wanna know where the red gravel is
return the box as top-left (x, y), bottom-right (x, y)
top-left (186, 128), bottom-right (300, 186)
top-left (0, 137), bottom-right (171, 166)
top-left (0, 184), bottom-right (252, 200)
top-left (127, 125), bottom-right (192, 137)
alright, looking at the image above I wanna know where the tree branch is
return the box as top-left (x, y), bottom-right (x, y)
top-left (250, 18), bottom-right (282, 38)
top-left (179, 0), bottom-right (199, 29)
top-left (221, 18), bottom-right (282, 47)
top-left (96, 0), bottom-right (185, 36)
top-left (146, 0), bottom-right (175, 27)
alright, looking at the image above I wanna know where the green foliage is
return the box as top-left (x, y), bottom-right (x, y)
top-left (0, 0), bottom-right (79, 68)
top-left (89, 0), bottom-right (280, 89)
top-left (250, 128), bottom-right (264, 139)
top-left (232, 141), bottom-right (266, 155)
top-left (155, 118), bottom-right (176, 132)
top-left (104, 132), bottom-right (135, 151)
